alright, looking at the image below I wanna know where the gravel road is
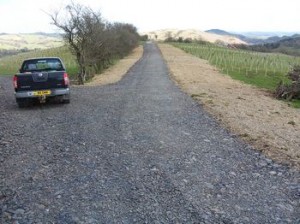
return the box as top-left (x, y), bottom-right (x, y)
top-left (0, 42), bottom-right (299, 223)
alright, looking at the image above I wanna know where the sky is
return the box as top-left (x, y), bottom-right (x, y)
top-left (0, 0), bottom-right (299, 34)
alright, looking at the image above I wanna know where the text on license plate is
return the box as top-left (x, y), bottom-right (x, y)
top-left (32, 90), bottom-right (51, 96)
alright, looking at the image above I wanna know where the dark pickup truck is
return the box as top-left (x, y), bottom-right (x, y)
top-left (13, 57), bottom-right (70, 107)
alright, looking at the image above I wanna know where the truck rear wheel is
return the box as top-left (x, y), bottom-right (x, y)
top-left (16, 98), bottom-right (30, 108)
top-left (59, 94), bottom-right (70, 104)
top-left (64, 99), bottom-right (70, 104)
top-left (63, 94), bottom-right (71, 103)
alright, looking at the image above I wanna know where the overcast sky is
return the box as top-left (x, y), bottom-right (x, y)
top-left (0, 0), bottom-right (299, 33)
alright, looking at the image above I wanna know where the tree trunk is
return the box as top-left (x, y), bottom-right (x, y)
top-left (77, 65), bottom-right (86, 85)
top-left (76, 53), bottom-right (86, 85)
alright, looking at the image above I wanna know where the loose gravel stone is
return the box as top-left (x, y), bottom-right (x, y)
top-left (0, 43), bottom-right (299, 223)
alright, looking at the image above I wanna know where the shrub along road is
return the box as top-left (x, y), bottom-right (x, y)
top-left (0, 43), bottom-right (299, 223)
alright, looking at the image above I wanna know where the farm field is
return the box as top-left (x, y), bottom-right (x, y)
top-left (0, 46), bottom-right (78, 77)
top-left (172, 42), bottom-right (300, 90)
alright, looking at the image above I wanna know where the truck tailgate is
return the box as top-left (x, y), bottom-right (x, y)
top-left (16, 72), bottom-right (66, 91)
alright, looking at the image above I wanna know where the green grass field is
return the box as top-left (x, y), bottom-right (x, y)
top-left (173, 42), bottom-right (300, 90)
top-left (0, 46), bottom-right (78, 77)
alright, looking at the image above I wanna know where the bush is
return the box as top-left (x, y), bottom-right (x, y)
top-left (139, 35), bottom-right (149, 41)
top-left (275, 65), bottom-right (300, 100)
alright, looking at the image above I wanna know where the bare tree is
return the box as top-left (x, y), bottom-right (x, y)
top-left (50, 2), bottom-right (104, 84)
top-left (49, 2), bottom-right (139, 84)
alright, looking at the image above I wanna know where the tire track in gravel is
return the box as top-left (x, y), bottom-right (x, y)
top-left (0, 42), bottom-right (299, 223)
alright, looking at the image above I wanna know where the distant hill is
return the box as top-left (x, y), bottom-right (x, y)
top-left (264, 36), bottom-right (300, 56)
top-left (233, 35), bottom-right (300, 56)
top-left (31, 32), bottom-right (62, 38)
top-left (0, 33), bottom-right (63, 50)
top-left (205, 29), bottom-right (232, 36)
top-left (206, 29), bottom-right (269, 45)
top-left (207, 29), bottom-right (300, 56)
top-left (206, 29), bottom-right (256, 44)
top-left (142, 29), bottom-right (247, 45)
top-left (240, 31), bottom-right (299, 39)
top-left (206, 29), bottom-right (300, 45)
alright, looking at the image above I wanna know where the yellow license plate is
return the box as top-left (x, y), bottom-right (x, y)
top-left (33, 90), bottom-right (51, 96)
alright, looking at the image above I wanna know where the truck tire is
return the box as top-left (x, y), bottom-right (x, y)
top-left (64, 98), bottom-right (70, 104)
top-left (63, 94), bottom-right (70, 104)
top-left (16, 98), bottom-right (30, 108)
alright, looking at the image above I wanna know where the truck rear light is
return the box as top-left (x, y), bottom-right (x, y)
top-left (63, 73), bottom-right (69, 86)
top-left (13, 75), bottom-right (18, 89)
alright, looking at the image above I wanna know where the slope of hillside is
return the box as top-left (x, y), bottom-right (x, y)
top-left (142, 29), bottom-right (247, 45)
top-left (0, 33), bottom-right (63, 50)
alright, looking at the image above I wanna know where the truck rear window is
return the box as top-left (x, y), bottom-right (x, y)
top-left (21, 58), bottom-right (64, 72)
